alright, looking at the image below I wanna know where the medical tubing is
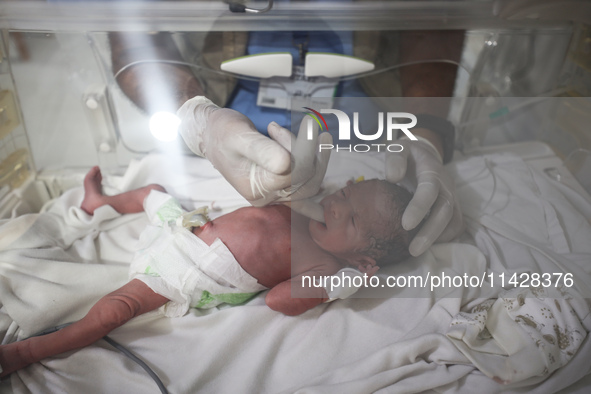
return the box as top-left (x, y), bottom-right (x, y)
top-left (114, 59), bottom-right (260, 83)
top-left (103, 336), bottom-right (169, 394)
top-left (29, 323), bottom-right (168, 394)
top-left (113, 58), bottom-right (470, 84)
top-left (30, 323), bottom-right (73, 336)
top-left (115, 59), bottom-right (291, 93)
top-left (338, 59), bottom-right (470, 81)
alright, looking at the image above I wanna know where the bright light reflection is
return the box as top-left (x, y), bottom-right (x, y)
top-left (149, 112), bottom-right (181, 142)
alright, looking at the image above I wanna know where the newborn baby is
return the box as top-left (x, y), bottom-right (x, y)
top-left (0, 167), bottom-right (417, 377)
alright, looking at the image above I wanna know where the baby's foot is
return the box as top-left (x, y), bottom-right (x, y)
top-left (81, 166), bottom-right (106, 215)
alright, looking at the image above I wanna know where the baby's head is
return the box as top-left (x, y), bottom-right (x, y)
top-left (309, 179), bottom-right (419, 273)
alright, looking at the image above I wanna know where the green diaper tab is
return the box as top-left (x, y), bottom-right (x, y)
top-left (193, 290), bottom-right (260, 309)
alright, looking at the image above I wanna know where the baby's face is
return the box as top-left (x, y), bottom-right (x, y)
top-left (308, 180), bottom-right (392, 260)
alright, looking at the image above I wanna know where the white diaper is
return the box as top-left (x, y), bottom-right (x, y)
top-left (129, 191), bottom-right (266, 317)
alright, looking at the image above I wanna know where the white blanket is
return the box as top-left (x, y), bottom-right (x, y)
top-left (1, 150), bottom-right (590, 393)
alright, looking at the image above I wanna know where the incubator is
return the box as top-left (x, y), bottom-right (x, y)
top-left (1, 1), bottom-right (591, 393)
top-left (0, 0), bottom-right (589, 220)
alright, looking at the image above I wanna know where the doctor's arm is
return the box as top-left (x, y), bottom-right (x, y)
top-left (0, 280), bottom-right (169, 378)
top-left (109, 32), bottom-right (204, 113)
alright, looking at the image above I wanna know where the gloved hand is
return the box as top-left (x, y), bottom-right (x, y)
top-left (271, 118), bottom-right (333, 222)
top-left (386, 138), bottom-right (463, 257)
top-left (178, 96), bottom-right (332, 221)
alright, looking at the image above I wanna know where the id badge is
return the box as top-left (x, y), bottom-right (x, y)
top-left (257, 66), bottom-right (337, 112)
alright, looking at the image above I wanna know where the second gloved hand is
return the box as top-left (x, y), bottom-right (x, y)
top-left (386, 138), bottom-right (463, 257)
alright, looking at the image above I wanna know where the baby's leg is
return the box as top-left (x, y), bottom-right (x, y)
top-left (0, 279), bottom-right (168, 378)
top-left (80, 166), bottom-right (165, 215)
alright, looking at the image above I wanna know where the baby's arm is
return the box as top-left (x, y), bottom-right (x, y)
top-left (0, 279), bottom-right (168, 378)
top-left (265, 273), bottom-right (330, 316)
top-left (80, 166), bottom-right (165, 215)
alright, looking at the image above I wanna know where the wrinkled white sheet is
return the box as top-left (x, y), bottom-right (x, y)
top-left (1, 149), bottom-right (590, 393)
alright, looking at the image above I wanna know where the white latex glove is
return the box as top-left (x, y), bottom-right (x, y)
top-left (270, 119), bottom-right (333, 222)
top-left (178, 96), bottom-right (332, 221)
top-left (386, 138), bottom-right (463, 257)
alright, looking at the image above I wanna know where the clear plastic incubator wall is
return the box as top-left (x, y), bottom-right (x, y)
top-left (0, 0), bottom-right (590, 216)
